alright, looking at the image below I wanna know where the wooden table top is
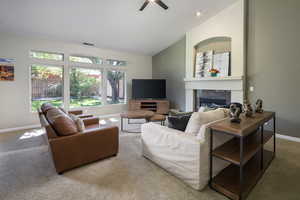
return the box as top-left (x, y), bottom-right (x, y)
top-left (210, 111), bottom-right (275, 137)
top-left (120, 110), bottom-right (154, 119)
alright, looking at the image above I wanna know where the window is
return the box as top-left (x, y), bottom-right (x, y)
top-left (107, 70), bottom-right (125, 104)
top-left (31, 65), bottom-right (63, 111)
top-left (70, 67), bottom-right (102, 108)
top-left (30, 51), bottom-right (64, 61)
top-left (29, 50), bottom-right (127, 110)
top-left (69, 55), bottom-right (103, 64)
top-left (106, 59), bottom-right (126, 66)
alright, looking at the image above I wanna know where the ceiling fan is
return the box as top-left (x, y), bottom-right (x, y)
top-left (139, 0), bottom-right (169, 11)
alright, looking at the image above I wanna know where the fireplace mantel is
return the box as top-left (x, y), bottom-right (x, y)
top-left (185, 76), bottom-right (244, 111)
top-left (184, 76), bottom-right (243, 82)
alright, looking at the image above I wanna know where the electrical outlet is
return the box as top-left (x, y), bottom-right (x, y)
top-left (249, 86), bottom-right (254, 92)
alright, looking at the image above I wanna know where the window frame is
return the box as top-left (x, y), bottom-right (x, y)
top-left (106, 59), bottom-right (127, 66)
top-left (69, 55), bottom-right (104, 65)
top-left (30, 50), bottom-right (64, 62)
top-left (29, 50), bottom-right (128, 112)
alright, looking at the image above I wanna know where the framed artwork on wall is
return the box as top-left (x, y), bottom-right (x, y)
top-left (0, 65), bottom-right (14, 81)
top-left (0, 58), bottom-right (15, 81)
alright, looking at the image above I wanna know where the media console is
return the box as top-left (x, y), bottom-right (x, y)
top-left (129, 99), bottom-right (170, 115)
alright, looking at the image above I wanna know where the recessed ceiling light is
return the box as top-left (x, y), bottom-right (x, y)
top-left (196, 11), bottom-right (202, 17)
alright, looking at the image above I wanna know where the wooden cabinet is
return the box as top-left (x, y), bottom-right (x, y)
top-left (129, 99), bottom-right (170, 115)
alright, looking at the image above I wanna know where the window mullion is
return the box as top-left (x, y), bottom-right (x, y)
top-left (64, 53), bottom-right (70, 111)
top-left (102, 69), bottom-right (108, 106)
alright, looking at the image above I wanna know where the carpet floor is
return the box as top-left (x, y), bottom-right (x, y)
top-left (0, 120), bottom-right (300, 200)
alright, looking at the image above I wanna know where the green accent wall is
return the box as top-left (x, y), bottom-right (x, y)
top-left (152, 37), bottom-right (186, 111)
top-left (247, 0), bottom-right (300, 138)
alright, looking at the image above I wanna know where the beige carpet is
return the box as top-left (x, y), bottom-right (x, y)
top-left (1, 121), bottom-right (300, 200)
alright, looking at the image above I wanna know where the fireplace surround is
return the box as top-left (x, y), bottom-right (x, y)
top-left (184, 76), bottom-right (244, 112)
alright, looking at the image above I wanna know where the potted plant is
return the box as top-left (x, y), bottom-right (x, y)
top-left (209, 68), bottom-right (220, 77)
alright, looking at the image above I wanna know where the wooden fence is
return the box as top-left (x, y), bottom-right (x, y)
top-left (32, 79), bottom-right (62, 99)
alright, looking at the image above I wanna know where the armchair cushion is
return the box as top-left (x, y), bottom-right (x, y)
top-left (59, 107), bottom-right (67, 114)
top-left (41, 103), bottom-right (55, 114)
top-left (69, 114), bottom-right (86, 133)
top-left (47, 109), bottom-right (78, 136)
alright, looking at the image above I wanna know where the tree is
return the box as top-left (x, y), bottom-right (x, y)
top-left (70, 68), bottom-right (101, 99)
top-left (107, 71), bottom-right (124, 103)
top-left (70, 68), bottom-right (81, 98)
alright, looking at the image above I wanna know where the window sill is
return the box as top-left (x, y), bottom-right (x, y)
top-left (70, 103), bottom-right (126, 110)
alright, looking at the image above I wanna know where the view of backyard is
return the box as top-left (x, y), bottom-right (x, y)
top-left (31, 65), bottom-right (125, 111)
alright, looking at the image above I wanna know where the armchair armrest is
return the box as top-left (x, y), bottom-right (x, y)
top-left (82, 117), bottom-right (100, 127)
top-left (77, 114), bottom-right (94, 118)
top-left (49, 126), bottom-right (119, 173)
top-left (68, 110), bottom-right (83, 115)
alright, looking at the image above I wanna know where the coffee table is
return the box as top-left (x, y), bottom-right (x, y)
top-left (120, 110), bottom-right (154, 132)
top-left (147, 114), bottom-right (166, 126)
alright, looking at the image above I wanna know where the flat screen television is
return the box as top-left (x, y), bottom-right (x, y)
top-left (132, 79), bottom-right (166, 99)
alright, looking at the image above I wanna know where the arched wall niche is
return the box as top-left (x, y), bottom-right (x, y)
top-left (194, 36), bottom-right (232, 54)
top-left (193, 36), bottom-right (232, 78)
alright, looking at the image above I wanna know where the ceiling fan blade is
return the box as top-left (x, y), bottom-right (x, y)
top-left (156, 0), bottom-right (168, 10)
top-left (139, 1), bottom-right (149, 11)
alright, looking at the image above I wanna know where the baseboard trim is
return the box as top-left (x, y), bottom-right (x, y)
top-left (0, 124), bottom-right (41, 134)
top-left (276, 134), bottom-right (300, 143)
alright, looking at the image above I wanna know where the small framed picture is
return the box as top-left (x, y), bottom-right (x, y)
top-left (0, 65), bottom-right (14, 81)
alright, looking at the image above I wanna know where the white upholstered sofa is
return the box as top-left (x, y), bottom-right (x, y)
top-left (141, 108), bottom-right (233, 190)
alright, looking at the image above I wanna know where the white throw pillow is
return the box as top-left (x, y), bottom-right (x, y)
top-left (185, 108), bottom-right (226, 135)
top-left (69, 114), bottom-right (85, 133)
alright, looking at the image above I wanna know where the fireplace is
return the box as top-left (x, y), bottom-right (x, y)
top-left (194, 90), bottom-right (231, 111)
top-left (184, 76), bottom-right (244, 112)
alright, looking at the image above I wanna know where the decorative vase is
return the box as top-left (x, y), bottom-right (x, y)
top-left (211, 73), bottom-right (217, 77)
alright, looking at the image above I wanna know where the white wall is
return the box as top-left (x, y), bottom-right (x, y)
top-left (184, 0), bottom-right (245, 112)
top-left (0, 34), bottom-right (152, 130)
top-left (185, 0), bottom-right (245, 78)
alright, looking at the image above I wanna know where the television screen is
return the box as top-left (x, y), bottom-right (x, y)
top-left (132, 79), bottom-right (166, 99)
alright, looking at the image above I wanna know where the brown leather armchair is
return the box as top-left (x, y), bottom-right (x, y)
top-left (38, 104), bottom-right (119, 174)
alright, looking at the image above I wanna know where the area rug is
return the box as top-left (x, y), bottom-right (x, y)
top-left (0, 129), bottom-right (300, 200)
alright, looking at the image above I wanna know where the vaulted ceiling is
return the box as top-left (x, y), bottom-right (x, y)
top-left (0, 0), bottom-right (237, 55)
